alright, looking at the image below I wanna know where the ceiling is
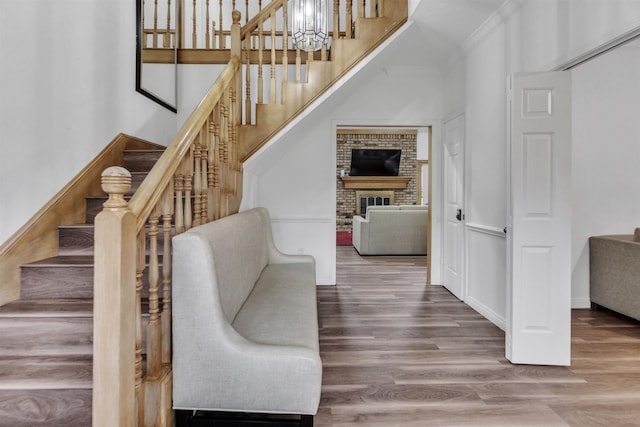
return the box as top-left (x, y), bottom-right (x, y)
top-left (384, 0), bottom-right (508, 67)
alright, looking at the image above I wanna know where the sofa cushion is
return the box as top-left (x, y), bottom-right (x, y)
top-left (232, 262), bottom-right (318, 351)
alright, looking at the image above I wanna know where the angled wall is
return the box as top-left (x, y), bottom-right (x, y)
top-left (0, 0), bottom-right (177, 243)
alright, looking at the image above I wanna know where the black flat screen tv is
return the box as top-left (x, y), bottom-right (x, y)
top-left (349, 149), bottom-right (401, 176)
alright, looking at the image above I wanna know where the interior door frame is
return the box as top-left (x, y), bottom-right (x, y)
top-left (442, 114), bottom-right (466, 300)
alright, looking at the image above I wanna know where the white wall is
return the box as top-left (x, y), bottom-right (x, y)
top-left (443, 0), bottom-right (640, 326)
top-left (242, 25), bottom-right (444, 285)
top-left (571, 42), bottom-right (640, 308)
top-left (0, 0), bottom-right (177, 243)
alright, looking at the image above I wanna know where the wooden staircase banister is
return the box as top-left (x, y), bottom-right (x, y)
top-left (240, 0), bottom-right (284, 39)
top-left (128, 55), bottom-right (241, 233)
top-left (93, 1), bottom-right (408, 426)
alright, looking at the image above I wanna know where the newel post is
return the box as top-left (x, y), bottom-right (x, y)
top-left (93, 167), bottom-right (137, 427)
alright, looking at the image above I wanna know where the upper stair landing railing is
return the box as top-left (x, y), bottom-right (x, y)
top-left (141, 0), bottom-right (385, 61)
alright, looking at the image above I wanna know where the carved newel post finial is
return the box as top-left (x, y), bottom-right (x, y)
top-left (101, 166), bottom-right (132, 209)
top-left (232, 10), bottom-right (241, 25)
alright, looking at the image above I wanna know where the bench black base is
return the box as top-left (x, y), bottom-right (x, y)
top-left (175, 410), bottom-right (313, 427)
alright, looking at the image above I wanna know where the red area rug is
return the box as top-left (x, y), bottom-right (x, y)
top-left (336, 231), bottom-right (353, 246)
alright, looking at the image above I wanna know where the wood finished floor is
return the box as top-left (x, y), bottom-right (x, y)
top-left (315, 246), bottom-right (640, 427)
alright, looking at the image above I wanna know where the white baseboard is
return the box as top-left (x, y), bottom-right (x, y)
top-left (572, 297), bottom-right (591, 309)
top-left (465, 296), bottom-right (506, 331)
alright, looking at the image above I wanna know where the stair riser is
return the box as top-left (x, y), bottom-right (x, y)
top-left (58, 228), bottom-right (94, 256)
top-left (58, 227), bottom-right (173, 256)
top-left (0, 389), bottom-right (91, 427)
top-left (123, 150), bottom-right (165, 172)
top-left (21, 266), bottom-right (159, 299)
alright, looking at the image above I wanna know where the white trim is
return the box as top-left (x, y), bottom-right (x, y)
top-left (454, 0), bottom-right (523, 59)
top-left (466, 295), bottom-right (506, 331)
top-left (466, 222), bottom-right (505, 238)
top-left (572, 297), bottom-right (591, 309)
top-left (270, 217), bottom-right (333, 223)
top-left (556, 25), bottom-right (640, 70)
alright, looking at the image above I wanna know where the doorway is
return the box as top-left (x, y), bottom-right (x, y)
top-left (335, 126), bottom-right (432, 282)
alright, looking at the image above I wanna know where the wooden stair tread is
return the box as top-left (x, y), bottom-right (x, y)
top-left (23, 256), bottom-right (94, 267)
top-left (0, 356), bottom-right (92, 390)
top-left (0, 299), bottom-right (93, 318)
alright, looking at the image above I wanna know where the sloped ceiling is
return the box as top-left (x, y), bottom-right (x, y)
top-left (388, 0), bottom-right (508, 67)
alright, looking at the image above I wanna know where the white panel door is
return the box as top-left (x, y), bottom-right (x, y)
top-left (443, 115), bottom-right (465, 301)
top-left (507, 72), bottom-right (572, 366)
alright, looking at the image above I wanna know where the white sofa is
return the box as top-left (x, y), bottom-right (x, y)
top-left (171, 207), bottom-right (322, 425)
top-left (352, 205), bottom-right (428, 255)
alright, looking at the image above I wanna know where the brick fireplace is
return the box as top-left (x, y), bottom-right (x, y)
top-left (336, 129), bottom-right (417, 232)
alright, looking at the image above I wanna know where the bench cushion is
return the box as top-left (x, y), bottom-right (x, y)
top-left (233, 262), bottom-right (318, 350)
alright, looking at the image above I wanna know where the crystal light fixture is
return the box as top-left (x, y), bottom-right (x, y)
top-left (291, 0), bottom-right (329, 52)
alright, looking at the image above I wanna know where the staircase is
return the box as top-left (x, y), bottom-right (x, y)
top-left (0, 149), bottom-right (164, 426)
top-left (0, 0), bottom-right (408, 424)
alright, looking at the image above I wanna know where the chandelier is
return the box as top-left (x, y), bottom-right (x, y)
top-left (290, 0), bottom-right (329, 52)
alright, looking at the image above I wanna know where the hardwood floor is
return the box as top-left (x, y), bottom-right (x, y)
top-left (315, 246), bottom-right (640, 426)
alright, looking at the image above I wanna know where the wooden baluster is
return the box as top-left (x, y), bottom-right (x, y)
top-left (142, 0), bottom-right (147, 48)
top-left (270, 9), bottom-right (276, 103)
top-left (231, 10), bottom-right (242, 116)
top-left (192, 0), bottom-right (197, 48)
top-left (200, 128), bottom-right (209, 223)
top-left (178, 0), bottom-right (184, 49)
top-left (147, 207), bottom-right (162, 381)
top-left (358, 0), bottom-right (364, 19)
top-left (208, 113), bottom-right (219, 221)
top-left (282, 0), bottom-right (288, 102)
top-left (296, 48), bottom-right (302, 82)
top-left (245, 0), bottom-right (249, 24)
top-left (211, 20), bottom-right (217, 48)
top-left (346, 0), bottom-right (353, 38)
top-left (93, 167), bottom-right (135, 427)
top-left (160, 184), bottom-right (173, 367)
top-left (220, 98), bottom-right (229, 216)
top-left (222, 95), bottom-right (230, 165)
top-left (219, 0), bottom-right (225, 48)
top-left (244, 36), bottom-right (252, 124)
top-left (135, 231), bottom-right (146, 427)
top-left (307, 50), bottom-right (313, 82)
top-left (192, 137), bottom-right (203, 227)
top-left (258, 20), bottom-right (264, 104)
top-left (174, 168), bottom-right (185, 234)
top-left (165, 0), bottom-right (172, 48)
top-left (322, 44), bottom-right (327, 61)
top-left (333, 0), bottom-right (340, 41)
top-left (153, 0), bottom-right (159, 48)
top-left (205, 0), bottom-right (211, 48)
top-left (183, 149), bottom-right (193, 231)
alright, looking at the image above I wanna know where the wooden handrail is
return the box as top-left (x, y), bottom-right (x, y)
top-left (128, 55), bottom-right (241, 233)
top-left (240, 0), bottom-right (283, 39)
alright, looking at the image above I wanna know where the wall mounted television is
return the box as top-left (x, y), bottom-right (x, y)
top-left (349, 149), bottom-right (401, 176)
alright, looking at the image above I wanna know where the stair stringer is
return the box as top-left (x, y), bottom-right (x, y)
top-left (239, 20), bottom-right (417, 208)
top-left (239, 2), bottom-right (409, 161)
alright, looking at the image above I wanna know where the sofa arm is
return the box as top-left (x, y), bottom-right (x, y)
top-left (589, 235), bottom-right (640, 321)
top-left (352, 215), bottom-right (369, 254)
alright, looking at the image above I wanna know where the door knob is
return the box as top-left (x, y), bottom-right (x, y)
top-left (456, 209), bottom-right (463, 221)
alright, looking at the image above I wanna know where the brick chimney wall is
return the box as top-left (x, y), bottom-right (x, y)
top-left (336, 130), bottom-right (417, 232)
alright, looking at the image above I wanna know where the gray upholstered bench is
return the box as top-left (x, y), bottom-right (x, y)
top-left (172, 207), bottom-right (322, 426)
